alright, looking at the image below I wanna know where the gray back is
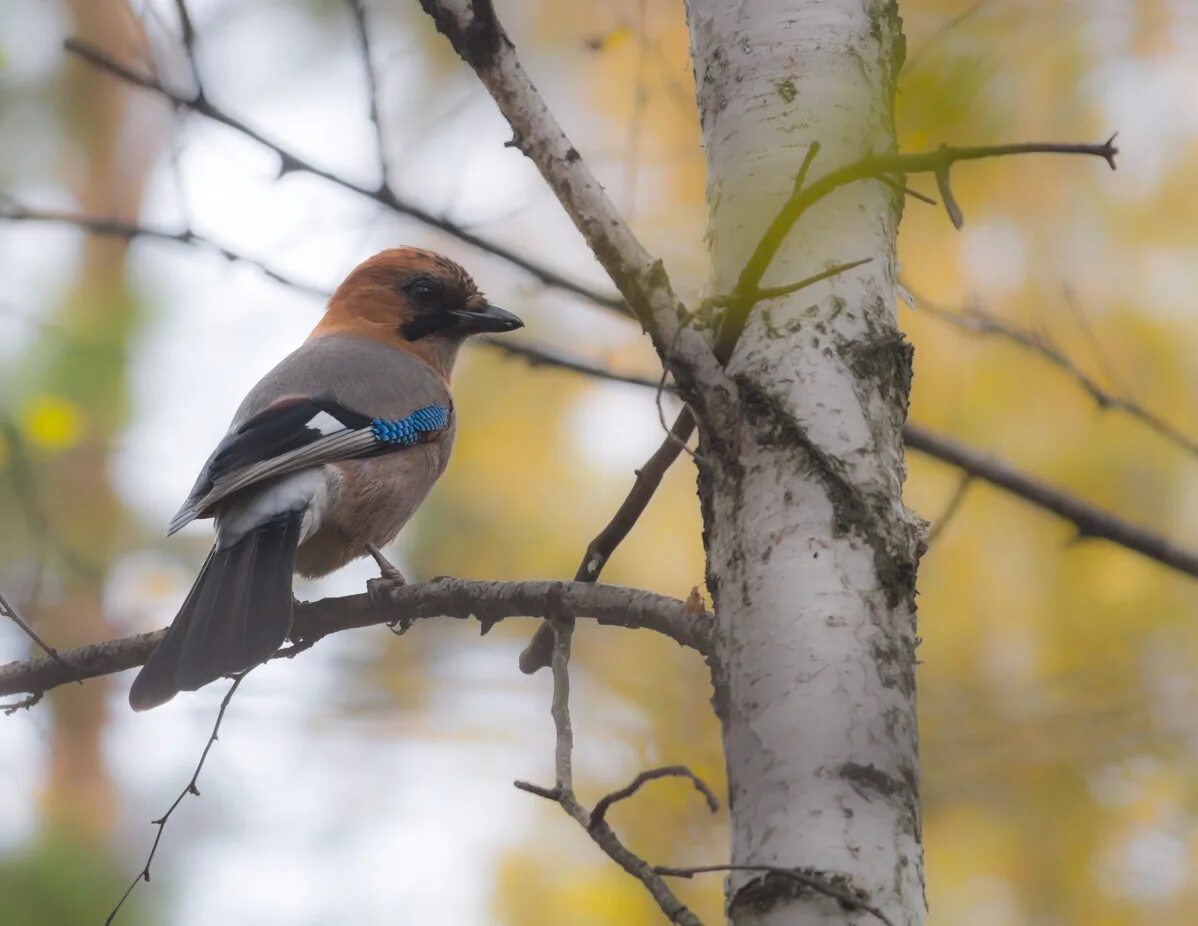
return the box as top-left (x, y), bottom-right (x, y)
top-left (233, 334), bottom-right (450, 427)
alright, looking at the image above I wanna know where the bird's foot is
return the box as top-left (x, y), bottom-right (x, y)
top-left (367, 543), bottom-right (408, 585)
top-left (366, 544), bottom-right (412, 634)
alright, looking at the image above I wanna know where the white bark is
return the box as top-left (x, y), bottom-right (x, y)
top-left (685, 1), bottom-right (925, 924)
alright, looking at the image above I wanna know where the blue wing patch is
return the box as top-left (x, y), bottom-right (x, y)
top-left (168, 399), bottom-right (451, 534)
top-left (371, 404), bottom-right (451, 446)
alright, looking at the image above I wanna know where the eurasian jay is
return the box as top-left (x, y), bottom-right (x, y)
top-left (129, 248), bottom-right (523, 711)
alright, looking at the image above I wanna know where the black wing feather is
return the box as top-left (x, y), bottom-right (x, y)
top-left (168, 398), bottom-right (378, 534)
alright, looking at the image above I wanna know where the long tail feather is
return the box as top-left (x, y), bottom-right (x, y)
top-left (129, 511), bottom-right (304, 711)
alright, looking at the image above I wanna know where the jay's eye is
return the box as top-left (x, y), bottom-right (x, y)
top-left (406, 280), bottom-right (439, 307)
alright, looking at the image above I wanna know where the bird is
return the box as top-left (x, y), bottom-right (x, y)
top-left (128, 247), bottom-right (523, 711)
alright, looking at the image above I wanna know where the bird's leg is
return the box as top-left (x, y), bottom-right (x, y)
top-left (366, 543), bottom-right (413, 634)
top-left (367, 543), bottom-right (407, 585)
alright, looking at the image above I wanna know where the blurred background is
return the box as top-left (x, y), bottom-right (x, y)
top-left (1, 0), bottom-right (1197, 923)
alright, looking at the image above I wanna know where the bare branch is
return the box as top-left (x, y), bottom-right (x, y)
top-left (61, 37), bottom-right (625, 315)
top-left (549, 615), bottom-right (574, 791)
top-left (924, 474), bottom-right (973, 547)
top-left (416, 0), bottom-right (733, 429)
top-left (905, 285), bottom-right (1198, 461)
top-left (345, 0), bottom-right (391, 189)
top-left (0, 587), bottom-right (78, 682)
top-left (0, 579), bottom-right (711, 699)
top-left (520, 407), bottom-right (697, 674)
top-left (0, 200), bottom-right (328, 298)
top-left (1, 690), bottom-right (43, 715)
top-left (106, 675), bottom-right (244, 925)
top-left (655, 864), bottom-right (895, 926)
top-left (485, 336), bottom-right (662, 392)
top-left (715, 135), bottom-right (1118, 361)
top-left (515, 609), bottom-right (705, 926)
top-left (589, 765), bottom-right (719, 831)
top-left (905, 424), bottom-right (1198, 577)
top-left (491, 342), bottom-right (1198, 584)
top-left (741, 137), bottom-right (1116, 295)
top-left (751, 257), bottom-right (873, 303)
top-left (170, 0), bottom-right (202, 98)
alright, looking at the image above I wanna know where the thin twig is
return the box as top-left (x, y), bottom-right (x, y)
top-left (485, 336), bottom-right (662, 391)
top-left (170, 0), bottom-right (202, 97)
top-left (877, 173), bottom-right (937, 205)
top-left (106, 674), bottom-right (245, 925)
top-left (346, 0), bottom-right (391, 190)
top-left (62, 36), bottom-right (627, 315)
top-left (742, 137), bottom-right (1117, 294)
top-left (549, 614), bottom-right (574, 791)
top-left (655, 864), bottom-right (894, 926)
top-left (589, 765), bottom-right (718, 831)
top-left (751, 257), bottom-right (873, 303)
top-left (0, 200), bottom-right (329, 298)
top-left (519, 407), bottom-right (697, 674)
top-left (905, 286), bottom-right (1198, 461)
top-left (514, 606), bottom-right (704, 926)
top-left (0, 588), bottom-right (78, 681)
top-left (715, 135), bottom-right (1118, 362)
top-left (2, 690), bottom-right (43, 715)
top-left (924, 474), bottom-right (973, 547)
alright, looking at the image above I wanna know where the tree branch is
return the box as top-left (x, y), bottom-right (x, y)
top-left (715, 135), bottom-right (1118, 361)
top-left (589, 765), bottom-right (718, 831)
top-left (904, 424), bottom-right (1198, 577)
top-left (904, 285), bottom-right (1198, 461)
top-left (105, 675), bottom-right (244, 925)
top-left (519, 407), bottom-right (696, 674)
top-left (655, 864), bottom-right (894, 926)
top-left (492, 340), bottom-right (1198, 583)
top-left (61, 36), bottom-right (625, 315)
top-left (0, 587), bottom-right (79, 681)
top-left (416, 0), bottom-right (733, 430)
top-left (0, 199), bottom-right (329, 297)
top-left (345, 0), bottom-right (391, 190)
top-left (0, 579), bottom-right (711, 699)
top-left (514, 614), bottom-right (708, 926)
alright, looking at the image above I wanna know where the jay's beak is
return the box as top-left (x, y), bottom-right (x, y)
top-left (450, 303), bottom-right (524, 333)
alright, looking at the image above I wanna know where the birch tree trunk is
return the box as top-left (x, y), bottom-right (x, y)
top-left (684, 2), bottom-right (925, 923)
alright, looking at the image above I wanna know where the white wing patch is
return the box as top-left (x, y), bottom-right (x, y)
top-left (308, 411), bottom-right (345, 436)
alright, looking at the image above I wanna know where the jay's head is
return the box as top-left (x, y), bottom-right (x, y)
top-left (318, 248), bottom-right (523, 355)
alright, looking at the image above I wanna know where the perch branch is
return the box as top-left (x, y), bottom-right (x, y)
top-left (0, 579), bottom-right (711, 699)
